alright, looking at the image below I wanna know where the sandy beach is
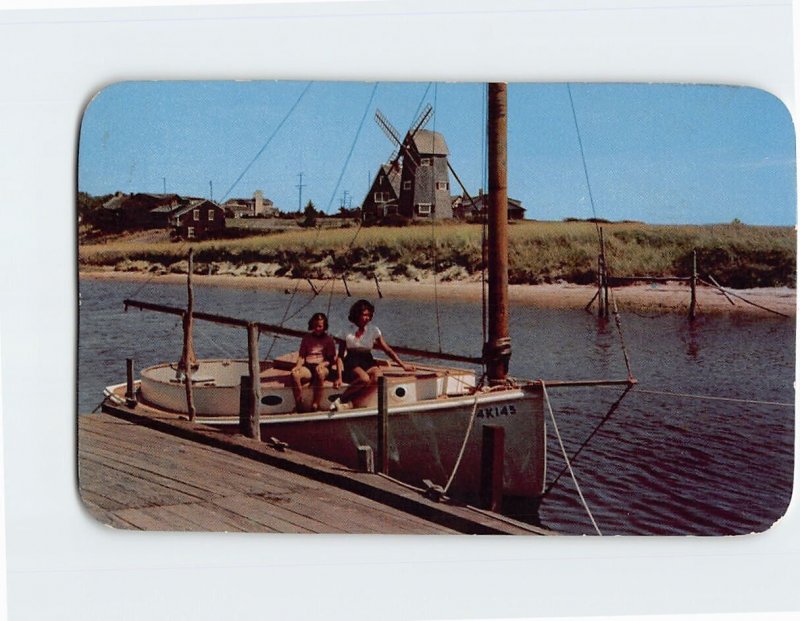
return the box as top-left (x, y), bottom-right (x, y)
top-left (80, 268), bottom-right (795, 318)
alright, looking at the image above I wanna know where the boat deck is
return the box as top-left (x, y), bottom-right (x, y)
top-left (80, 404), bottom-right (553, 535)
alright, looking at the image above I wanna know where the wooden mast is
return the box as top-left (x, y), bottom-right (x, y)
top-left (485, 82), bottom-right (511, 384)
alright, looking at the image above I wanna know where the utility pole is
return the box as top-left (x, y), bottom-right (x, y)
top-left (296, 172), bottom-right (306, 212)
top-left (209, 180), bottom-right (214, 201)
top-left (162, 177), bottom-right (166, 194)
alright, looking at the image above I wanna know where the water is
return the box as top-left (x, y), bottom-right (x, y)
top-left (78, 277), bottom-right (795, 536)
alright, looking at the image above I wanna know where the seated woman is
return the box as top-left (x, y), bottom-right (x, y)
top-left (291, 312), bottom-right (342, 412)
top-left (330, 299), bottom-right (413, 411)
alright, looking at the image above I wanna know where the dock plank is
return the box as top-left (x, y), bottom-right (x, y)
top-left (80, 414), bottom-right (463, 533)
top-left (80, 408), bottom-right (554, 535)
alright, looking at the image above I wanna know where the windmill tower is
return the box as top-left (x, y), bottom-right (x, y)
top-left (373, 105), bottom-right (452, 221)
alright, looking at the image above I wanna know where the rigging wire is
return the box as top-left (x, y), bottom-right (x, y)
top-left (568, 82), bottom-right (636, 381)
top-left (480, 84), bottom-right (489, 371)
top-left (567, 83), bottom-right (602, 243)
top-left (629, 387), bottom-right (794, 409)
top-left (264, 82), bottom-right (379, 340)
top-left (544, 384), bottom-right (633, 496)
top-left (220, 81), bottom-right (314, 203)
top-left (322, 82), bottom-right (380, 215)
top-left (430, 82), bottom-right (444, 353)
top-left (126, 82), bottom-right (314, 305)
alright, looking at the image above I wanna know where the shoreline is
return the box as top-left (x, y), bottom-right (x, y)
top-left (79, 268), bottom-right (796, 317)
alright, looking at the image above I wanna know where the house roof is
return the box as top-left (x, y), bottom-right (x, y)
top-left (410, 129), bottom-right (449, 156)
top-left (101, 194), bottom-right (126, 211)
top-left (461, 193), bottom-right (525, 212)
top-left (172, 199), bottom-right (221, 218)
top-left (379, 163), bottom-right (402, 195)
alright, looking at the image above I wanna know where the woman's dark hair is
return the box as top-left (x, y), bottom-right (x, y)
top-left (308, 312), bottom-right (329, 331)
top-left (348, 299), bottom-right (375, 324)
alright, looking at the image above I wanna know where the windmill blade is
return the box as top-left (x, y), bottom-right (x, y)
top-left (409, 103), bottom-right (433, 137)
top-left (375, 109), bottom-right (404, 147)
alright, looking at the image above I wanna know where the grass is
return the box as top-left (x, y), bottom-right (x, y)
top-left (78, 220), bottom-right (797, 288)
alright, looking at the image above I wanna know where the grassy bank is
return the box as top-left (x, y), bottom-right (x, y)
top-left (78, 221), bottom-right (797, 288)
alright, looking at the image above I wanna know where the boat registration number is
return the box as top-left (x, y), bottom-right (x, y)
top-left (476, 404), bottom-right (517, 419)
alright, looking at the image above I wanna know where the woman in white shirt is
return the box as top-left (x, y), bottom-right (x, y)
top-left (330, 299), bottom-right (412, 411)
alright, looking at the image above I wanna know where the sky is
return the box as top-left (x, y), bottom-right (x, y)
top-left (78, 80), bottom-right (797, 225)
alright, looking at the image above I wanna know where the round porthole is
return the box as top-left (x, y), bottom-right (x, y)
top-left (394, 386), bottom-right (407, 398)
top-left (261, 394), bottom-right (283, 406)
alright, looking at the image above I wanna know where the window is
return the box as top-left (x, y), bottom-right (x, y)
top-left (374, 191), bottom-right (389, 203)
top-left (193, 209), bottom-right (200, 221)
top-left (417, 203), bottom-right (431, 215)
top-left (436, 181), bottom-right (449, 191)
top-left (208, 210), bottom-right (215, 221)
top-left (421, 157), bottom-right (432, 166)
top-left (187, 227), bottom-right (195, 239)
top-left (403, 180), bottom-right (412, 190)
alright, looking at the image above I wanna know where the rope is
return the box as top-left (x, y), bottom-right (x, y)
top-left (544, 384), bottom-right (632, 495)
top-left (631, 387), bottom-right (794, 408)
top-left (541, 381), bottom-right (603, 536)
top-left (264, 279), bottom-right (302, 359)
top-left (442, 382), bottom-right (486, 495)
top-left (606, 282), bottom-right (635, 381)
top-left (698, 277), bottom-right (792, 318)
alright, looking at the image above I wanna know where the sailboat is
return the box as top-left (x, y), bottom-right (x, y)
top-left (102, 83), bottom-right (633, 505)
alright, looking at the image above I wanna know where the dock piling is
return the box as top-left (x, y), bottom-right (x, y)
top-left (239, 323), bottom-right (262, 440)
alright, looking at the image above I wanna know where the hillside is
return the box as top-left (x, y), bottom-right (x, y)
top-left (78, 221), bottom-right (796, 289)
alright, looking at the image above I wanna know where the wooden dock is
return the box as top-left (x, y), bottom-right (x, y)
top-left (79, 405), bottom-right (553, 535)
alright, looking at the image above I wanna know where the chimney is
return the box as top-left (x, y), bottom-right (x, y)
top-left (254, 190), bottom-right (264, 216)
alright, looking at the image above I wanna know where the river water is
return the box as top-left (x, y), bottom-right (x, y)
top-left (78, 277), bottom-right (795, 536)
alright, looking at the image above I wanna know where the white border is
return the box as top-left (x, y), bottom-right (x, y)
top-left (0, 1), bottom-right (797, 620)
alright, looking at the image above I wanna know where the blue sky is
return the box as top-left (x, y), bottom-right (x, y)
top-left (78, 80), bottom-right (796, 225)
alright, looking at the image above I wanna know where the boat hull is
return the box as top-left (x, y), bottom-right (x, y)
top-left (252, 388), bottom-right (546, 501)
top-left (134, 358), bottom-right (545, 501)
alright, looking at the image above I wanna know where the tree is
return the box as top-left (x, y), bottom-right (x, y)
top-left (301, 200), bottom-right (318, 228)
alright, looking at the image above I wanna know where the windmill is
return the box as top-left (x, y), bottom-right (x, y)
top-left (365, 104), bottom-right (453, 222)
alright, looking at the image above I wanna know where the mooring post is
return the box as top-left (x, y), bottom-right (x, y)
top-left (689, 249), bottom-right (697, 321)
top-left (377, 375), bottom-right (389, 475)
top-left (239, 323), bottom-right (261, 439)
top-left (480, 425), bottom-right (505, 512)
top-left (599, 227), bottom-right (609, 318)
top-left (125, 358), bottom-right (137, 408)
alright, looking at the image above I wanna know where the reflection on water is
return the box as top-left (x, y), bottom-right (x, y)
top-left (78, 278), bottom-right (795, 536)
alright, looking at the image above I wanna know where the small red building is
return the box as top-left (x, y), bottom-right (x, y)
top-left (171, 200), bottom-right (226, 239)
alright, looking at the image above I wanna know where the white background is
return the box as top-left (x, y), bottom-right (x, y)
top-left (0, 1), bottom-right (797, 619)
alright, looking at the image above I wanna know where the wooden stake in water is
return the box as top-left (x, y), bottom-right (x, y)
top-left (689, 249), bottom-right (697, 321)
